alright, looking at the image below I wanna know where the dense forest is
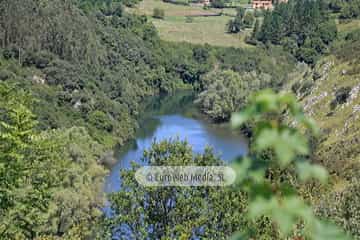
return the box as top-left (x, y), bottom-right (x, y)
top-left (0, 0), bottom-right (360, 239)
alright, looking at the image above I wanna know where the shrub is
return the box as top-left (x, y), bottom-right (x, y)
top-left (330, 86), bottom-right (352, 109)
top-left (227, 18), bottom-right (242, 33)
top-left (185, 16), bottom-right (194, 23)
top-left (2, 46), bottom-right (20, 60)
top-left (0, 70), bottom-right (13, 81)
top-left (211, 0), bottom-right (225, 8)
top-left (153, 8), bottom-right (165, 19)
top-left (243, 11), bottom-right (255, 28)
top-left (296, 47), bottom-right (319, 66)
top-left (88, 110), bottom-right (113, 132)
top-left (339, 0), bottom-right (360, 19)
top-left (345, 29), bottom-right (360, 42)
top-left (23, 51), bottom-right (53, 69)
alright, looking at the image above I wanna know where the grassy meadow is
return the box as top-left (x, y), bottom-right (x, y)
top-left (127, 0), bottom-right (253, 48)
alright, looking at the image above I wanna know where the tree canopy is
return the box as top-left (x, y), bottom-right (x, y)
top-left (254, 0), bottom-right (337, 64)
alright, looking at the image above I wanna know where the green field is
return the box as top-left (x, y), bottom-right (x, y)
top-left (128, 0), bottom-right (253, 48)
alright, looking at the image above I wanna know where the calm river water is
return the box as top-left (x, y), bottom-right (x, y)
top-left (104, 91), bottom-right (248, 193)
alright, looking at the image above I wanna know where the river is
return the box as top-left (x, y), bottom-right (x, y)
top-left (104, 91), bottom-right (248, 193)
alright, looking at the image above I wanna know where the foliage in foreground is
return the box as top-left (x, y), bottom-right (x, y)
top-left (230, 90), bottom-right (351, 239)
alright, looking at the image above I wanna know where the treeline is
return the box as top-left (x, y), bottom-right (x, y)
top-left (0, 0), bottom-right (315, 238)
top-left (227, 7), bottom-right (255, 33)
top-left (195, 45), bottom-right (296, 121)
top-left (0, 0), bottom-right (210, 238)
top-left (0, 0), bottom-right (208, 148)
top-left (251, 0), bottom-right (337, 65)
top-left (328, 0), bottom-right (360, 19)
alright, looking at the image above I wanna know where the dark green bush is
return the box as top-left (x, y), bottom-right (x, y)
top-left (211, 0), bottom-right (225, 8)
top-left (330, 86), bottom-right (352, 109)
top-left (346, 29), bottom-right (360, 42)
top-left (153, 8), bottom-right (165, 19)
top-left (23, 51), bottom-right (53, 69)
top-left (88, 110), bottom-right (113, 132)
top-left (0, 70), bottom-right (13, 81)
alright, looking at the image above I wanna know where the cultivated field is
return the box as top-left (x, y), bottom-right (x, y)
top-left (127, 0), bottom-right (253, 48)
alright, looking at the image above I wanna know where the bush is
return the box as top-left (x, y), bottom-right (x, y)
top-left (0, 70), bottom-right (13, 81)
top-left (2, 46), bottom-right (20, 60)
top-left (296, 47), bottom-right (319, 65)
top-left (153, 8), bottom-right (165, 19)
top-left (346, 29), bottom-right (360, 42)
top-left (185, 16), bottom-right (194, 23)
top-left (211, 0), bottom-right (225, 8)
top-left (227, 18), bottom-right (242, 33)
top-left (243, 11), bottom-right (255, 28)
top-left (44, 60), bottom-right (85, 91)
top-left (330, 86), bottom-right (352, 109)
top-left (119, 0), bottom-right (141, 7)
top-left (195, 70), bottom-right (251, 121)
top-left (2, 49), bottom-right (13, 59)
top-left (23, 51), bottom-right (53, 69)
top-left (88, 110), bottom-right (113, 132)
top-left (339, 0), bottom-right (360, 19)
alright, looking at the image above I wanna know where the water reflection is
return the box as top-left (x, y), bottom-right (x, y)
top-left (104, 91), bottom-right (248, 193)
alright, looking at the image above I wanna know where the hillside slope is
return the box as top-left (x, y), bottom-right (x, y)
top-left (288, 21), bottom-right (360, 237)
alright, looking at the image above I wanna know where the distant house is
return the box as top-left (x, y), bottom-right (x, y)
top-left (190, 0), bottom-right (211, 7)
top-left (201, 0), bottom-right (211, 6)
top-left (252, 0), bottom-right (288, 10)
top-left (252, 0), bottom-right (273, 9)
top-left (252, 0), bottom-right (287, 10)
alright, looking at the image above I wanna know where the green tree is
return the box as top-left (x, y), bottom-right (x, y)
top-left (252, 19), bottom-right (260, 39)
top-left (339, 0), bottom-right (360, 19)
top-left (0, 83), bottom-right (56, 239)
top-left (236, 6), bottom-right (246, 19)
top-left (195, 70), bottom-right (248, 121)
top-left (243, 11), bottom-right (255, 28)
top-left (319, 19), bottom-right (338, 44)
top-left (256, 0), bottom-right (336, 63)
top-left (102, 140), bottom-right (248, 239)
top-left (153, 8), bottom-right (165, 19)
top-left (227, 18), bottom-right (243, 33)
top-left (211, 0), bottom-right (226, 8)
top-left (227, 7), bottom-right (248, 33)
top-left (38, 127), bottom-right (108, 239)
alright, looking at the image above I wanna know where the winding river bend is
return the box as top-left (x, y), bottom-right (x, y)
top-left (104, 91), bottom-right (248, 193)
